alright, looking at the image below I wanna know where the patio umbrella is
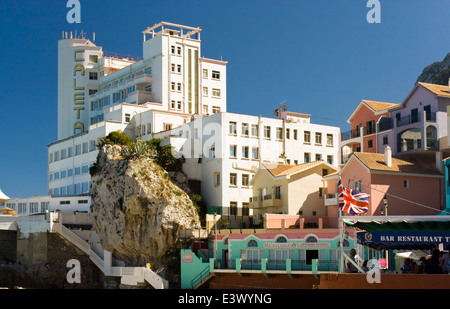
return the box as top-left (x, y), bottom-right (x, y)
top-left (395, 250), bottom-right (426, 260)
top-left (0, 206), bottom-right (17, 216)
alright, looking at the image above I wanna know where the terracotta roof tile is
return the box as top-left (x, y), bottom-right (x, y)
top-left (418, 82), bottom-right (450, 98)
top-left (362, 100), bottom-right (400, 112)
top-left (353, 152), bottom-right (442, 176)
top-left (264, 160), bottom-right (336, 177)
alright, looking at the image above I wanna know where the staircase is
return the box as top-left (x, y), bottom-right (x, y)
top-left (49, 213), bottom-right (169, 289)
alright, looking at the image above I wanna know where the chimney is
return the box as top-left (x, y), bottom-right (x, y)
top-left (384, 146), bottom-right (392, 167)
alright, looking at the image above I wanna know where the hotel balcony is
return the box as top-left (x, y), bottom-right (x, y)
top-left (324, 193), bottom-right (338, 206)
top-left (249, 194), bottom-right (282, 209)
top-left (125, 90), bottom-right (154, 105)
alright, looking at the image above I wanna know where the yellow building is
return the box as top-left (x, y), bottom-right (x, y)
top-left (249, 161), bottom-right (339, 222)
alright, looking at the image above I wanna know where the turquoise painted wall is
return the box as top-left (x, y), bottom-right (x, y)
top-left (180, 249), bottom-right (210, 289)
top-left (209, 234), bottom-right (356, 271)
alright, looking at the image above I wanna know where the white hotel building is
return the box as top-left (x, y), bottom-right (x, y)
top-left (9, 22), bottom-right (341, 220)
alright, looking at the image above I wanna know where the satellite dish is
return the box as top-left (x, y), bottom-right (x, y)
top-left (274, 109), bottom-right (280, 116)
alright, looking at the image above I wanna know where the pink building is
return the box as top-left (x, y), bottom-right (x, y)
top-left (323, 147), bottom-right (444, 216)
top-left (340, 100), bottom-right (399, 164)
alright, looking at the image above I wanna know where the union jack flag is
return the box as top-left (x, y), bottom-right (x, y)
top-left (338, 178), bottom-right (369, 215)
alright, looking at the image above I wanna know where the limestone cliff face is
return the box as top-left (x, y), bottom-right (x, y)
top-left (90, 144), bottom-right (200, 269)
top-left (416, 53), bottom-right (450, 85)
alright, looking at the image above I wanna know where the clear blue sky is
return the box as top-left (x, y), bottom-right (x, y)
top-left (1, 0), bottom-right (450, 198)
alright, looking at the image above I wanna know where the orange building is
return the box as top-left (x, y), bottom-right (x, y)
top-left (340, 100), bottom-right (399, 165)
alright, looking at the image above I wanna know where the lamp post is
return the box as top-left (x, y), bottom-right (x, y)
top-left (383, 195), bottom-right (388, 216)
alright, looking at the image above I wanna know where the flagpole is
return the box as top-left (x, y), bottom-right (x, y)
top-left (339, 209), bottom-right (344, 273)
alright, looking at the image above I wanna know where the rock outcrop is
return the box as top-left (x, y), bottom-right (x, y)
top-left (90, 144), bottom-right (201, 273)
top-left (416, 53), bottom-right (450, 85)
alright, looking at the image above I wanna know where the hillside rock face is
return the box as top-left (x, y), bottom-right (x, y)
top-left (416, 53), bottom-right (450, 85)
top-left (90, 144), bottom-right (200, 271)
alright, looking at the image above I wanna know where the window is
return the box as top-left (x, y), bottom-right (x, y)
top-left (89, 55), bottom-right (98, 63)
top-left (327, 155), bottom-right (333, 165)
top-left (202, 87), bottom-right (208, 96)
top-left (230, 145), bottom-right (237, 158)
top-left (230, 173), bottom-right (237, 186)
top-left (75, 167), bottom-right (81, 175)
top-left (404, 180), bottom-right (409, 188)
top-left (252, 147), bottom-right (259, 159)
top-left (242, 146), bottom-right (249, 159)
top-left (264, 126), bottom-right (271, 139)
top-left (90, 140), bottom-right (96, 151)
top-left (251, 124), bottom-right (259, 137)
top-left (82, 182), bottom-right (90, 193)
top-left (202, 69), bottom-right (208, 78)
top-left (242, 174), bottom-right (249, 187)
top-left (209, 145), bottom-right (215, 159)
top-left (61, 149), bottom-right (67, 160)
top-left (212, 88), bottom-right (221, 97)
top-left (171, 64), bottom-right (176, 73)
top-left (315, 154), bottom-right (322, 161)
top-left (54, 151), bottom-right (60, 161)
top-left (125, 113), bottom-right (131, 123)
top-left (274, 186), bottom-right (281, 199)
top-left (177, 83), bottom-right (181, 92)
top-left (304, 131), bottom-right (311, 143)
top-left (230, 201), bottom-right (238, 216)
top-left (212, 106), bottom-right (220, 114)
top-left (89, 72), bottom-right (98, 80)
top-left (315, 132), bottom-right (322, 145)
top-left (82, 164), bottom-right (89, 174)
top-left (83, 142), bottom-right (88, 153)
top-left (59, 200), bottom-right (71, 205)
top-left (203, 105), bottom-right (208, 114)
top-left (242, 202), bottom-right (249, 216)
top-left (171, 100), bottom-right (176, 109)
top-left (171, 45), bottom-right (175, 54)
top-left (30, 202), bottom-right (39, 213)
top-left (40, 202), bottom-right (49, 213)
top-left (276, 127), bottom-right (283, 140)
top-left (177, 46), bottom-right (181, 55)
top-left (241, 249), bottom-right (264, 266)
top-left (68, 168), bottom-right (73, 177)
top-left (293, 129), bottom-right (298, 140)
top-left (368, 139), bottom-right (373, 148)
top-left (304, 153), bottom-right (310, 163)
top-left (229, 122), bottom-right (237, 135)
top-left (242, 123), bottom-right (249, 136)
top-left (61, 170), bottom-right (67, 179)
top-left (214, 172), bottom-right (220, 186)
top-left (286, 128), bottom-right (290, 139)
top-left (327, 134), bottom-right (333, 146)
top-left (366, 120), bottom-right (376, 135)
top-left (177, 64), bottom-right (181, 74)
top-left (212, 70), bottom-right (220, 79)
top-left (171, 82), bottom-right (176, 91)
top-left (411, 108), bottom-right (419, 123)
top-left (354, 180), bottom-right (362, 192)
top-left (383, 136), bottom-right (389, 145)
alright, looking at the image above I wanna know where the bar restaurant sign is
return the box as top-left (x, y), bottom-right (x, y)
top-left (264, 243), bottom-right (330, 249)
top-left (359, 231), bottom-right (450, 245)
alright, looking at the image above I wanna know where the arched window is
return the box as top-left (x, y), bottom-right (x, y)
top-left (338, 239), bottom-right (350, 247)
top-left (306, 235), bottom-right (318, 243)
top-left (247, 239), bottom-right (258, 247)
top-left (276, 236), bottom-right (287, 243)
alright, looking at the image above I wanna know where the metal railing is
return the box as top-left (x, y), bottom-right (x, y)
top-left (190, 266), bottom-right (210, 289)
